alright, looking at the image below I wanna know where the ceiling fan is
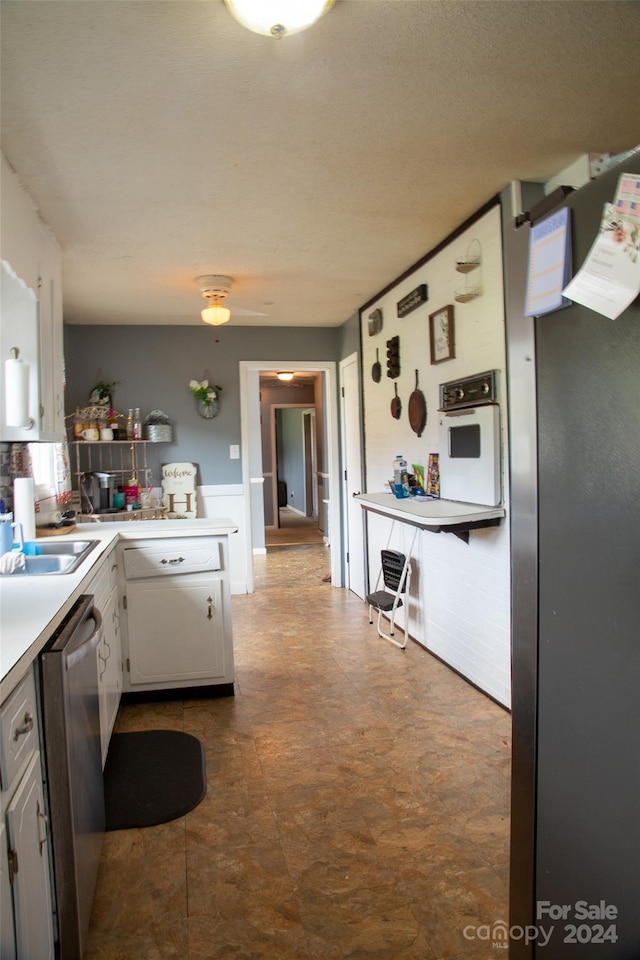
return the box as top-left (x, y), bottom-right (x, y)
top-left (196, 274), bottom-right (269, 325)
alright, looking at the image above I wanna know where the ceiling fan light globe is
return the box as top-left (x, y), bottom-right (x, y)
top-left (223, 0), bottom-right (334, 37)
top-left (201, 304), bottom-right (231, 326)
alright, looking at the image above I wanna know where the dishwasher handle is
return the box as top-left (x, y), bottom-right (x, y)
top-left (65, 606), bottom-right (103, 670)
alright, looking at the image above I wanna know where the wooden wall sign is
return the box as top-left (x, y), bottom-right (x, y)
top-left (397, 284), bottom-right (428, 318)
top-left (161, 462), bottom-right (198, 518)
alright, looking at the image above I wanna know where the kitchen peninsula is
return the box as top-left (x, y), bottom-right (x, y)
top-left (0, 518), bottom-right (238, 699)
top-left (0, 517), bottom-right (237, 959)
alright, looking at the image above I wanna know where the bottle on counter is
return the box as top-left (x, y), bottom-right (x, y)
top-left (123, 476), bottom-right (139, 508)
top-left (73, 407), bottom-right (84, 441)
top-left (126, 408), bottom-right (134, 440)
top-left (133, 407), bottom-right (142, 440)
top-left (392, 455), bottom-right (410, 499)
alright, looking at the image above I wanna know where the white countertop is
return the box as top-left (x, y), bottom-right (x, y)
top-left (0, 518), bottom-right (238, 699)
top-left (355, 492), bottom-right (505, 528)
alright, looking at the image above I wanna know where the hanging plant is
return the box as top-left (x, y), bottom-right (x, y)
top-left (189, 379), bottom-right (222, 419)
top-left (89, 377), bottom-right (120, 407)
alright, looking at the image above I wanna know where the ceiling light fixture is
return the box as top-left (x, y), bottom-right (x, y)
top-left (223, 0), bottom-right (334, 38)
top-left (197, 275), bottom-right (232, 326)
top-left (277, 372), bottom-right (294, 381)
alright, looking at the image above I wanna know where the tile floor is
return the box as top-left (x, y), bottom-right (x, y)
top-left (85, 543), bottom-right (511, 959)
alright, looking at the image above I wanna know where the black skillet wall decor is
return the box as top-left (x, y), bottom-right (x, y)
top-left (386, 336), bottom-right (400, 379)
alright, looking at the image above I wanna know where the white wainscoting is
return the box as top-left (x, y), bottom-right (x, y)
top-left (198, 484), bottom-right (249, 594)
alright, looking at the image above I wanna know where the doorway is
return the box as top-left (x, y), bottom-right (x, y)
top-left (239, 360), bottom-right (342, 593)
top-left (268, 402), bottom-right (323, 546)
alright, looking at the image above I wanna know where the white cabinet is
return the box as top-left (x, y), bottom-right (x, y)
top-left (35, 224), bottom-right (65, 441)
top-left (1, 822), bottom-right (16, 960)
top-left (0, 670), bottom-right (55, 960)
top-left (97, 585), bottom-right (122, 761)
top-left (126, 577), bottom-right (226, 685)
top-left (0, 260), bottom-right (40, 442)
top-left (1, 154), bottom-right (65, 442)
top-left (120, 536), bottom-right (234, 693)
top-left (86, 547), bottom-right (122, 766)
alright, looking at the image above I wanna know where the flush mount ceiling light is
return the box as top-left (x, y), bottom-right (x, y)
top-left (197, 275), bottom-right (232, 326)
top-left (277, 371), bottom-right (294, 381)
top-left (223, 0), bottom-right (334, 38)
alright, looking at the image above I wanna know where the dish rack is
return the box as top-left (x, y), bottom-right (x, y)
top-left (70, 440), bottom-right (167, 521)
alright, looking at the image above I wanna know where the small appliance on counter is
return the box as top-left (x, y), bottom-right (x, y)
top-left (80, 471), bottom-right (118, 514)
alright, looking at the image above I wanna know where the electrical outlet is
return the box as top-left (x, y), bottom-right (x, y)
top-left (229, 444), bottom-right (240, 459)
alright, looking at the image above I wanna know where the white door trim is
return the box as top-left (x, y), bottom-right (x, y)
top-left (339, 352), bottom-right (366, 599)
top-left (239, 360), bottom-right (342, 593)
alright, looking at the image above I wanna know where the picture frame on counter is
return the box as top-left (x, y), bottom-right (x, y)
top-left (429, 304), bottom-right (455, 364)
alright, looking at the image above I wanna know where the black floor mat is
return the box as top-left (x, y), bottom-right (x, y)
top-left (103, 730), bottom-right (206, 831)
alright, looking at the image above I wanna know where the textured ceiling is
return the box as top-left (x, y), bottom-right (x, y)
top-left (1, 0), bottom-right (639, 327)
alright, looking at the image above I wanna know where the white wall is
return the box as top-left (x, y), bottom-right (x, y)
top-left (198, 484), bottom-right (249, 595)
top-left (361, 205), bottom-right (511, 706)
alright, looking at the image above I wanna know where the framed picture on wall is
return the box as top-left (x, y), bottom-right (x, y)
top-left (429, 305), bottom-right (455, 364)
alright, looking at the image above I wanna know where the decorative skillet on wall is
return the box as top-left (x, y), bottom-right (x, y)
top-left (372, 349), bottom-right (382, 383)
top-left (391, 382), bottom-right (402, 420)
top-left (408, 369), bottom-right (427, 437)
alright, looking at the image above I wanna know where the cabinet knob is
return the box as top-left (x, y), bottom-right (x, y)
top-left (207, 596), bottom-right (213, 621)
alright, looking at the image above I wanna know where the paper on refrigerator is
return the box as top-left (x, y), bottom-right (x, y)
top-left (562, 173), bottom-right (640, 320)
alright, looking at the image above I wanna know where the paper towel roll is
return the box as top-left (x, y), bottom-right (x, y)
top-left (13, 478), bottom-right (36, 542)
top-left (4, 355), bottom-right (30, 428)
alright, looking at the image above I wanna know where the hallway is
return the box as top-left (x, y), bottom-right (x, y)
top-left (265, 507), bottom-right (324, 547)
top-left (86, 543), bottom-right (511, 959)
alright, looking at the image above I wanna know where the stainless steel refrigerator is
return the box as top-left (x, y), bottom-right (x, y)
top-left (505, 148), bottom-right (640, 959)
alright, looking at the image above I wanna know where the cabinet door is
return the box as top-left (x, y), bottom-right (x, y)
top-left (36, 228), bottom-right (65, 441)
top-left (6, 751), bottom-right (55, 960)
top-left (0, 822), bottom-right (16, 960)
top-left (98, 585), bottom-right (122, 766)
top-left (127, 576), bottom-right (225, 686)
top-left (0, 261), bottom-right (40, 442)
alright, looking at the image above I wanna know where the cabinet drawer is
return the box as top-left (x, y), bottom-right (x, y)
top-left (86, 548), bottom-right (118, 612)
top-left (122, 537), bottom-right (221, 579)
top-left (0, 671), bottom-right (38, 790)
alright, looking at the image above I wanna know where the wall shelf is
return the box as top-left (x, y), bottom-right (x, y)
top-left (70, 440), bottom-right (165, 518)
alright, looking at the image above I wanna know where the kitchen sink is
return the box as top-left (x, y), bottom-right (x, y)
top-left (3, 539), bottom-right (100, 576)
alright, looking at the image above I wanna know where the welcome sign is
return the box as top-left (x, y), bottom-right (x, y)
top-left (161, 462), bottom-right (198, 518)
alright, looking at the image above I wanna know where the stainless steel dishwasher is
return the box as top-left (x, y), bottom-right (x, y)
top-left (39, 594), bottom-right (105, 960)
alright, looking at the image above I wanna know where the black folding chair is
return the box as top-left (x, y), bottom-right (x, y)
top-left (366, 548), bottom-right (412, 649)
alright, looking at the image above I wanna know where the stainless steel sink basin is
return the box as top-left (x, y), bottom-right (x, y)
top-left (3, 540), bottom-right (100, 576)
top-left (25, 540), bottom-right (98, 558)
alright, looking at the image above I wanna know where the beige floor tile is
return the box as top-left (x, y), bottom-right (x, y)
top-left (85, 543), bottom-right (511, 959)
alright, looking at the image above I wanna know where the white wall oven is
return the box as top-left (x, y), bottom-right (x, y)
top-left (438, 370), bottom-right (501, 506)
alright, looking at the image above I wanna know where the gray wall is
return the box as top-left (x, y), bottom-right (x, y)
top-left (338, 311), bottom-right (361, 360)
top-left (277, 408), bottom-right (305, 513)
top-left (64, 324), bottom-right (341, 486)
